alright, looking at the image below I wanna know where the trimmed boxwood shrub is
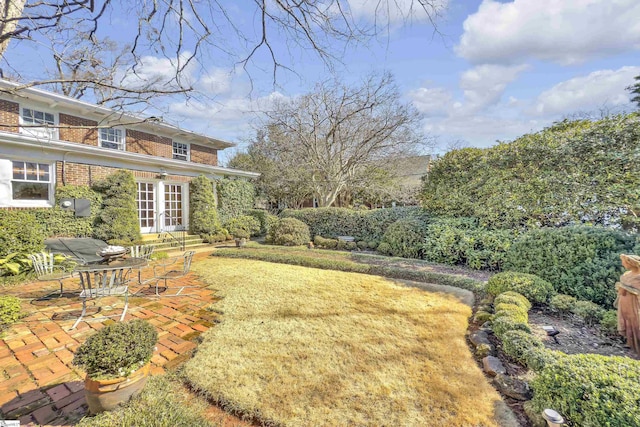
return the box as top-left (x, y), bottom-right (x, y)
top-left (501, 330), bottom-right (543, 366)
top-left (313, 236), bottom-right (338, 249)
top-left (421, 217), bottom-right (516, 270)
top-left (599, 310), bottom-right (618, 335)
top-left (571, 300), bottom-right (605, 325)
top-left (0, 210), bottom-right (46, 258)
top-left (266, 218), bottom-right (310, 246)
top-left (494, 291), bottom-right (532, 311)
top-left (504, 226), bottom-right (635, 306)
top-left (247, 209), bottom-right (278, 235)
top-left (549, 294), bottom-right (577, 314)
top-left (73, 320), bottom-right (158, 380)
top-left (93, 170), bottom-right (140, 245)
top-left (0, 296), bottom-right (21, 332)
top-left (189, 175), bottom-right (222, 237)
top-left (225, 215), bottom-right (261, 239)
top-left (378, 218), bottom-right (428, 259)
top-left (530, 354), bottom-right (640, 427)
top-left (487, 272), bottom-right (555, 304)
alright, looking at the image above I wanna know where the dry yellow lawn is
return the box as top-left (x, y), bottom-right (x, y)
top-left (185, 258), bottom-right (515, 427)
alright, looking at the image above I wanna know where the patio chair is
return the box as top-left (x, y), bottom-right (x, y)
top-left (28, 252), bottom-right (75, 297)
top-left (71, 266), bottom-right (132, 329)
top-left (127, 244), bottom-right (155, 284)
top-left (150, 251), bottom-right (196, 296)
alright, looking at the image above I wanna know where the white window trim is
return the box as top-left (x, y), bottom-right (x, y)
top-left (19, 104), bottom-right (59, 140)
top-left (8, 159), bottom-right (55, 208)
top-left (172, 141), bottom-right (190, 161)
top-left (99, 126), bottom-right (126, 151)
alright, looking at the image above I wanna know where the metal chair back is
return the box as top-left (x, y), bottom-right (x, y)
top-left (150, 251), bottom-right (196, 296)
top-left (29, 252), bottom-right (56, 277)
top-left (128, 244), bottom-right (155, 260)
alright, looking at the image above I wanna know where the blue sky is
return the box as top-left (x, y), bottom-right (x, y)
top-left (5, 0), bottom-right (640, 164)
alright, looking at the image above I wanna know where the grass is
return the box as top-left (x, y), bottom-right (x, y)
top-left (211, 243), bottom-right (485, 293)
top-left (76, 373), bottom-right (217, 427)
top-left (185, 257), bottom-right (516, 427)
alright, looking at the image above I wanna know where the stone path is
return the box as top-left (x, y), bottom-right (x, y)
top-left (0, 251), bottom-right (219, 426)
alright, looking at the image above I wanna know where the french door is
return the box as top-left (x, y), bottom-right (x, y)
top-left (136, 182), bottom-right (156, 233)
top-left (163, 183), bottom-right (184, 231)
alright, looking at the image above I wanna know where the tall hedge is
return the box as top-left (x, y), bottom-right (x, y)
top-left (421, 114), bottom-right (640, 229)
top-left (216, 178), bottom-right (255, 224)
top-left (504, 226), bottom-right (635, 306)
top-left (93, 170), bottom-right (140, 244)
top-left (281, 206), bottom-right (428, 241)
top-left (189, 175), bottom-right (222, 236)
top-left (0, 210), bottom-right (46, 257)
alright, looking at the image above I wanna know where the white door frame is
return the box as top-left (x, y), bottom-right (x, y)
top-left (159, 181), bottom-right (188, 232)
top-left (136, 181), bottom-right (157, 234)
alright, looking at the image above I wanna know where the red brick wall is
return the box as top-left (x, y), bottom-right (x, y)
top-left (126, 129), bottom-right (173, 159)
top-left (0, 99), bottom-right (19, 133)
top-left (190, 144), bottom-right (218, 166)
top-left (59, 113), bottom-right (98, 145)
top-left (57, 162), bottom-right (193, 187)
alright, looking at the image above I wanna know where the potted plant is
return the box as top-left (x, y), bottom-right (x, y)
top-left (72, 319), bottom-right (158, 414)
top-left (233, 229), bottom-right (250, 248)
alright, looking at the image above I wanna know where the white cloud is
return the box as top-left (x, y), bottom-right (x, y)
top-left (533, 66), bottom-right (640, 116)
top-left (457, 0), bottom-right (640, 65)
top-left (348, 0), bottom-right (448, 24)
top-left (197, 68), bottom-right (233, 95)
top-left (459, 64), bottom-right (528, 112)
top-left (118, 53), bottom-right (197, 90)
top-left (407, 86), bottom-right (453, 116)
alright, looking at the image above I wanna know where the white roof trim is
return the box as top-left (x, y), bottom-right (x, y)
top-left (0, 79), bottom-right (235, 150)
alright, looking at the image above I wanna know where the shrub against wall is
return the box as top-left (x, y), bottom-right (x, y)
top-left (189, 175), bottom-right (222, 237)
top-left (93, 170), bottom-right (140, 244)
top-left (421, 217), bottom-right (516, 271)
top-left (35, 185), bottom-right (102, 238)
top-left (0, 210), bottom-right (46, 257)
top-left (504, 226), bottom-right (635, 306)
top-left (216, 179), bottom-right (255, 224)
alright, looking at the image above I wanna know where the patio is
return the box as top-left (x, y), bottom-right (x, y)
top-left (0, 251), bottom-right (219, 426)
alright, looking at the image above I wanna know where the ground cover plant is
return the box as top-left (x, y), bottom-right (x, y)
top-left (185, 257), bottom-right (516, 427)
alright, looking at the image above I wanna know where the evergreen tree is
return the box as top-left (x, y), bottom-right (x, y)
top-left (189, 175), bottom-right (222, 236)
top-left (93, 170), bottom-right (140, 244)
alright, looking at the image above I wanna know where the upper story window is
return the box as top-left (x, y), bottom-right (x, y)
top-left (20, 108), bottom-right (58, 139)
top-left (12, 161), bottom-right (51, 201)
top-left (173, 142), bottom-right (189, 161)
top-left (100, 128), bottom-right (125, 150)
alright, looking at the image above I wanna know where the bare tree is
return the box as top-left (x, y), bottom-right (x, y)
top-left (0, 0), bottom-right (446, 109)
top-left (261, 73), bottom-right (429, 207)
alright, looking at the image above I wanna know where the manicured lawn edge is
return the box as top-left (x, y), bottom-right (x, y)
top-left (211, 247), bottom-right (485, 293)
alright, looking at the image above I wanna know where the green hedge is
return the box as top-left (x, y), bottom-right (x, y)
top-left (266, 218), bottom-right (310, 246)
top-left (35, 185), bottom-right (102, 238)
top-left (531, 354), bottom-right (640, 427)
top-left (93, 170), bottom-right (140, 244)
top-left (0, 210), bottom-right (46, 257)
top-left (421, 217), bottom-right (516, 271)
top-left (190, 175), bottom-right (222, 237)
top-left (487, 272), bottom-right (555, 303)
top-left (378, 219), bottom-right (427, 259)
top-left (281, 206), bottom-right (428, 242)
top-left (225, 215), bottom-right (261, 239)
top-left (216, 179), bottom-right (255, 224)
top-left (504, 226), bottom-right (635, 306)
top-left (247, 209), bottom-right (278, 235)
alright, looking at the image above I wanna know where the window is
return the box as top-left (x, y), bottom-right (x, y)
top-left (21, 108), bottom-right (57, 139)
top-left (12, 161), bottom-right (51, 201)
top-left (172, 142), bottom-right (189, 161)
top-left (100, 128), bottom-right (125, 150)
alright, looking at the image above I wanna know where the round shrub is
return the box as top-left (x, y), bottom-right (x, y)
top-left (0, 296), bottom-right (21, 331)
top-left (73, 320), bottom-right (158, 380)
top-left (266, 218), bottom-right (310, 246)
top-left (225, 215), bottom-right (261, 239)
top-left (494, 291), bottom-right (532, 311)
top-left (599, 310), bottom-right (618, 335)
top-left (504, 226), bottom-right (636, 306)
top-left (313, 236), bottom-right (338, 249)
top-left (571, 300), bottom-right (605, 325)
top-left (523, 348), bottom-right (564, 372)
top-left (492, 316), bottom-right (531, 338)
top-left (549, 294), bottom-right (577, 314)
top-left (530, 354), bottom-right (640, 426)
top-left (487, 272), bottom-right (555, 304)
top-left (493, 306), bottom-right (528, 325)
top-left (501, 330), bottom-right (543, 366)
top-left (378, 219), bottom-right (428, 259)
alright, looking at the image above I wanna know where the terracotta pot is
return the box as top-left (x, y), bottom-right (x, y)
top-left (235, 238), bottom-right (247, 248)
top-left (84, 363), bottom-right (150, 414)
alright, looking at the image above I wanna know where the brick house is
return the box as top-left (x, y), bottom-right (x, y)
top-left (0, 79), bottom-right (258, 234)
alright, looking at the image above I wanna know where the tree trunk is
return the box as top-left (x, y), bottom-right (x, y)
top-left (0, 0), bottom-right (26, 58)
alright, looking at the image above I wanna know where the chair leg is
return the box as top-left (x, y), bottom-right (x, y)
top-left (71, 299), bottom-right (87, 330)
top-left (120, 293), bottom-right (128, 322)
top-left (58, 280), bottom-right (64, 297)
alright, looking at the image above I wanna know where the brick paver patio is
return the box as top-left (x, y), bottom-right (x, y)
top-left (0, 251), bottom-right (220, 426)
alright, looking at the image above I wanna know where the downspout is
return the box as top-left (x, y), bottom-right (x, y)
top-left (61, 151), bottom-right (73, 185)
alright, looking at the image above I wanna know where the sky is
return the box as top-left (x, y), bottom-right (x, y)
top-left (5, 0), bottom-right (640, 164)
